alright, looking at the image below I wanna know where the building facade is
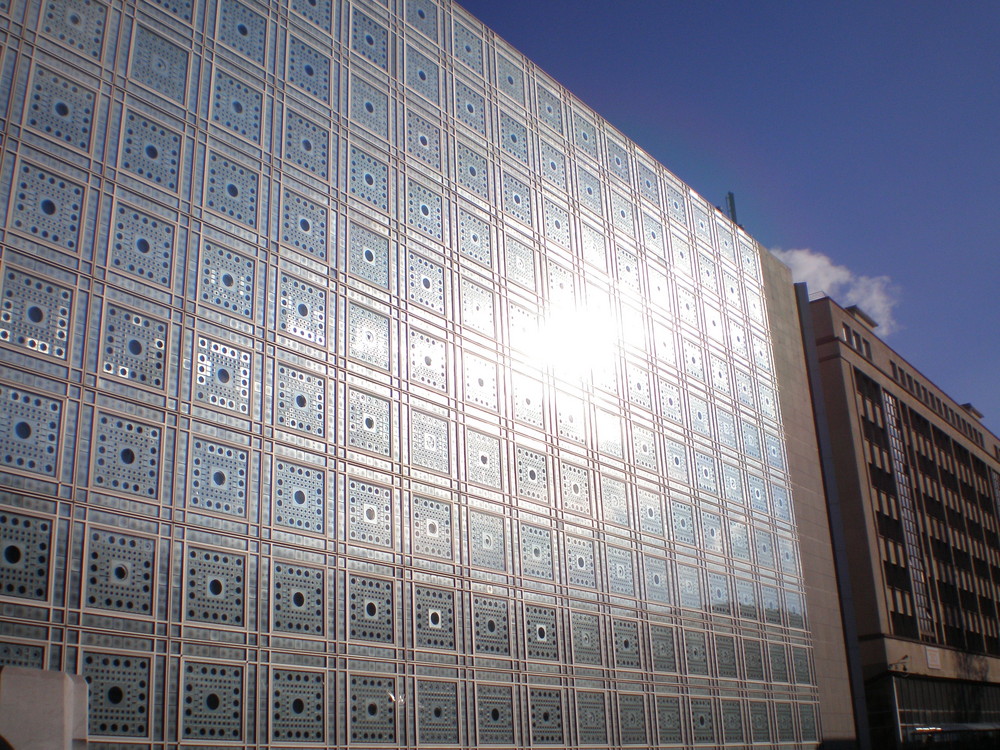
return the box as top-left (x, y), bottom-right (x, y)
top-left (0, 0), bottom-right (849, 746)
top-left (805, 296), bottom-right (1000, 748)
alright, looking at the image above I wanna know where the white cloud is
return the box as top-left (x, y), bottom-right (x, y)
top-left (770, 248), bottom-right (900, 335)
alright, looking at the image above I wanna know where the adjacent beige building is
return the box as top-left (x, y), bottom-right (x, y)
top-left (805, 295), bottom-right (1000, 747)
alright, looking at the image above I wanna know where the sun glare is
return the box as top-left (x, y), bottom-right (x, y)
top-left (525, 303), bottom-right (619, 381)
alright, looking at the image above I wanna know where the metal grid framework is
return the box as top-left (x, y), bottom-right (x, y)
top-left (0, 0), bottom-right (820, 746)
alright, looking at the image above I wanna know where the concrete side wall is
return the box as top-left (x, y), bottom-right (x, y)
top-left (761, 252), bottom-right (858, 743)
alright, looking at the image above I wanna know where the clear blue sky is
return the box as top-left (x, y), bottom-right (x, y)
top-left (458, 0), bottom-right (1000, 436)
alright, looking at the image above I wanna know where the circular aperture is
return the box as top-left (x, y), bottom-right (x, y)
top-left (107, 686), bottom-right (124, 705)
top-left (366, 601), bottom-right (377, 616)
top-left (206, 693), bottom-right (220, 710)
top-left (208, 578), bottom-right (223, 596)
top-left (114, 565), bottom-right (128, 580)
top-left (297, 303), bottom-right (309, 317)
top-left (367, 702), bottom-right (378, 716)
top-left (216, 368), bottom-right (231, 384)
top-left (237, 23), bottom-right (248, 36)
top-left (226, 184), bottom-right (239, 197)
top-left (292, 591), bottom-right (305, 607)
top-left (213, 470), bottom-right (226, 486)
top-left (292, 698), bottom-right (305, 714)
top-left (127, 339), bottom-right (143, 356)
top-left (54, 101), bottom-right (70, 117)
top-left (40, 199), bottom-right (57, 215)
top-left (232, 100), bottom-right (243, 114)
top-left (145, 144), bottom-right (158, 159)
top-left (120, 448), bottom-right (136, 464)
top-left (293, 490), bottom-right (306, 504)
top-left (429, 611), bottom-right (440, 626)
top-left (14, 422), bottom-right (31, 440)
top-left (294, 394), bottom-right (307, 408)
top-left (221, 273), bottom-right (235, 287)
top-left (490, 708), bottom-right (500, 721)
top-left (3, 545), bottom-right (21, 564)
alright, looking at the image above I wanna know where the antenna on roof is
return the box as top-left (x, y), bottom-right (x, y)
top-left (725, 192), bottom-right (738, 225)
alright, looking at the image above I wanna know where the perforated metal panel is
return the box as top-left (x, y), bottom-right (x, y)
top-left (0, 510), bottom-right (51, 601)
top-left (571, 611), bottom-right (602, 665)
top-left (469, 510), bottom-right (505, 570)
top-left (416, 680), bottom-right (459, 745)
top-left (619, 693), bottom-right (647, 745)
top-left (284, 111), bottom-right (330, 179)
top-left (656, 696), bottom-right (682, 744)
top-left (411, 495), bottom-right (453, 560)
top-left (577, 691), bottom-right (607, 744)
top-left (529, 688), bottom-right (563, 745)
top-left (108, 204), bottom-right (174, 286)
top-left (85, 529), bottom-right (154, 614)
top-left (184, 546), bottom-right (245, 626)
top-left (650, 624), bottom-right (676, 672)
top-left (83, 652), bottom-right (150, 737)
top-left (181, 662), bottom-right (244, 741)
top-left (464, 353), bottom-right (498, 410)
top-left (350, 674), bottom-right (396, 743)
top-left (27, 66), bottom-right (95, 151)
top-left (211, 69), bottom-right (263, 143)
top-left (501, 172), bottom-right (532, 225)
top-left (199, 240), bottom-right (255, 317)
top-left (414, 584), bottom-right (456, 650)
top-left (453, 22), bottom-right (483, 73)
top-left (0, 641), bottom-right (44, 669)
top-left (460, 278), bottom-right (494, 335)
top-left (613, 618), bottom-right (641, 669)
top-left (287, 36), bottom-right (331, 103)
top-left (524, 604), bottom-right (558, 660)
top-left (565, 536), bottom-right (596, 589)
top-left (476, 684), bottom-right (514, 744)
top-left (347, 479), bottom-right (393, 549)
top-left (270, 669), bottom-right (325, 742)
top-left (407, 180), bottom-right (443, 239)
top-left (0, 386), bottom-right (60, 477)
top-left (92, 413), bottom-right (159, 497)
top-left (473, 595), bottom-right (509, 655)
top-left (410, 410), bottom-right (449, 472)
top-left (100, 304), bottom-right (167, 388)
top-left (205, 151), bottom-right (258, 227)
top-left (406, 109), bottom-right (440, 168)
top-left (407, 252), bottom-right (445, 314)
top-left (348, 222), bottom-right (390, 287)
top-left (131, 27), bottom-right (188, 103)
top-left (348, 389), bottom-right (391, 456)
top-left (273, 460), bottom-right (324, 533)
top-left (218, 0), bottom-right (266, 64)
top-left (10, 163), bottom-right (85, 252)
top-left (515, 446), bottom-right (547, 502)
top-left (120, 111), bottom-right (181, 192)
top-left (0, 268), bottom-right (73, 359)
top-left (351, 9), bottom-right (389, 69)
top-left (520, 523), bottom-right (553, 580)
top-left (408, 328), bottom-right (447, 391)
top-left (348, 574), bottom-right (394, 643)
top-left (194, 336), bottom-right (251, 414)
top-left (41, 0), bottom-right (107, 60)
top-left (275, 364), bottom-right (326, 437)
top-left (406, 46), bottom-right (440, 103)
top-left (455, 142), bottom-right (488, 198)
top-left (454, 81), bottom-right (486, 135)
top-left (188, 437), bottom-right (248, 516)
top-left (271, 562), bottom-right (324, 636)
